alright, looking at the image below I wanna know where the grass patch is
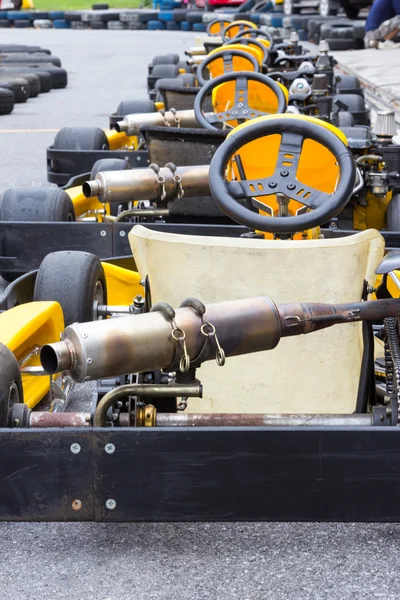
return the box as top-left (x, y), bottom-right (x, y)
top-left (34, 0), bottom-right (144, 10)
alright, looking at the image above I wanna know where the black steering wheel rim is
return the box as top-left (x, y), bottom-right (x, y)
top-left (222, 21), bottom-right (257, 42)
top-left (206, 18), bottom-right (233, 36)
top-left (197, 49), bottom-right (260, 86)
top-left (194, 71), bottom-right (288, 131)
top-left (232, 27), bottom-right (274, 48)
top-left (227, 36), bottom-right (269, 63)
top-left (209, 116), bottom-right (356, 234)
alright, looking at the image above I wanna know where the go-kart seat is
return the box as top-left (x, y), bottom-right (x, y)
top-left (130, 225), bottom-right (384, 414)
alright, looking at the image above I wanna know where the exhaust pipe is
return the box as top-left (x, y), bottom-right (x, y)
top-left (41, 296), bottom-right (400, 383)
top-left (82, 165), bottom-right (210, 204)
top-left (116, 109), bottom-right (200, 136)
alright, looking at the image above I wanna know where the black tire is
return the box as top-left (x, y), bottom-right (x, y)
top-left (91, 158), bottom-right (131, 216)
top-left (33, 251), bottom-right (107, 326)
top-left (151, 64), bottom-right (179, 79)
top-left (116, 98), bottom-right (156, 116)
top-left (13, 20), bottom-right (31, 28)
top-left (178, 73), bottom-right (196, 86)
top-left (320, 23), bottom-right (355, 39)
top-left (1, 54), bottom-right (62, 68)
top-left (93, 3), bottom-right (109, 8)
top-left (0, 22), bottom-right (11, 28)
top-left (387, 194), bottom-right (400, 232)
top-left (0, 70), bottom-right (40, 97)
top-left (63, 11), bottom-right (82, 21)
top-left (26, 69), bottom-right (52, 93)
top-left (18, 65), bottom-right (68, 89)
top-left (152, 54), bottom-right (179, 66)
top-left (178, 59), bottom-right (191, 73)
top-left (0, 77), bottom-right (28, 103)
top-left (91, 21), bottom-right (106, 29)
top-left (172, 9), bottom-right (187, 22)
top-left (0, 343), bottom-right (23, 428)
top-left (307, 17), bottom-right (331, 36)
top-left (0, 88), bottom-right (14, 115)
top-left (0, 187), bottom-right (75, 222)
top-left (52, 127), bottom-right (109, 176)
top-left (325, 38), bottom-right (359, 50)
top-left (186, 11), bottom-right (203, 23)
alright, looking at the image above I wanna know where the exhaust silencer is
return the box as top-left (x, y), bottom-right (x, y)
top-left (82, 165), bottom-right (210, 204)
top-left (116, 109), bottom-right (201, 136)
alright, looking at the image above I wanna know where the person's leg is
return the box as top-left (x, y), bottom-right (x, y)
top-left (376, 14), bottom-right (400, 41)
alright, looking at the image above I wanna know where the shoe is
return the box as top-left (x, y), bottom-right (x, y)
top-left (378, 39), bottom-right (400, 48)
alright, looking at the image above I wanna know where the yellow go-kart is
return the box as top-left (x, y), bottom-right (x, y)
top-left (2, 114), bottom-right (400, 522)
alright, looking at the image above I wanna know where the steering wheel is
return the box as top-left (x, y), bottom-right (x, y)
top-left (209, 115), bottom-right (356, 233)
top-left (194, 71), bottom-right (287, 131)
top-left (197, 49), bottom-right (259, 86)
top-left (232, 28), bottom-right (274, 48)
top-left (227, 36), bottom-right (269, 63)
top-left (206, 18), bottom-right (233, 37)
top-left (222, 20), bottom-right (257, 42)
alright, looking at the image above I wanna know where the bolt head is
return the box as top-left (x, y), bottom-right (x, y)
top-left (105, 443), bottom-right (115, 454)
top-left (268, 181), bottom-right (277, 189)
top-left (287, 183), bottom-right (296, 191)
top-left (120, 231), bottom-right (126, 237)
top-left (100, 230), bottom-right (106, 237)
top-left (72, 499), bottom-right (82, 511)
top-left (106, 499), bottom-right (116, 510)
top-left (70, 443), bottom-right (81, 454)
top-left (280, 170), bottom-right (289, 177)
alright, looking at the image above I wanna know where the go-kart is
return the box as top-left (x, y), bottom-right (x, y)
top-left (2, 115), bottom-right (400, 522)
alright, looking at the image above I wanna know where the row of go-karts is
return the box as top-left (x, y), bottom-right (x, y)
top-left (1, 18), bottom-right (400, 523)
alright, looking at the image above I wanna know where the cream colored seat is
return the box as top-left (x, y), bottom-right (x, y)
top-left (129, 225), bottom-right (384, 415)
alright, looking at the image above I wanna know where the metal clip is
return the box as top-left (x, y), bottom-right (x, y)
top-left (200, 320), bottom-right (226, 366)
top-left (171, 319), bottom-right (190, 373)
top-left (165, 162), bottom-right (184, 200)
top-left (170, 107), bottom-right (181, 128)
top-left (149, 163), bottom-right (167, 201)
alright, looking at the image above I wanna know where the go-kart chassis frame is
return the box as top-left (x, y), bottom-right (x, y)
top-left (1, 221), bottom-right (400, 279)
top-left (2, 426), bottom-right (400, 522)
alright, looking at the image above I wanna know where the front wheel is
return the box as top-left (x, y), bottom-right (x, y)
top-left (0, 343), bottom-right (23, 428)
top-left (33, 251), bottom-right (108, 326)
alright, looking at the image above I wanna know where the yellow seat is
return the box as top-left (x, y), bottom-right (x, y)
top-left (130, 225), bottom-right (384, 415)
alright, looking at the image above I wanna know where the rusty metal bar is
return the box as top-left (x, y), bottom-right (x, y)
top-left (29, 412), bottom-right (90, 428)
top-left (155, 413), bottom-right (373, 427)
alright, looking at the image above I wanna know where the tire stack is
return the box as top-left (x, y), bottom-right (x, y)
top-left (0, 45), bottom-right (68, 116)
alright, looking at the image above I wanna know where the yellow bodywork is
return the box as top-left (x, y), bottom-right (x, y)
top-left (22, 0), bottom-right (34, 7)
top-left (0, 262), bottom-right (142, 409)
top-left (102, 262), bottom-right (143, 304)
top-left (0, 302), bottom-right (64, 409)
top-left (105, 129), bottom-right (138, 151)
top-left (227, 114), bottom-right (348, 239)
top-left (66, 185), bottom-right (108, 221)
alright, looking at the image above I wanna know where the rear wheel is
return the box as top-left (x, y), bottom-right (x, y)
top-left (116, 99), bottom-right (156, 116)
top-left (0, 343), bottom-right (23, 428)
top-left (52, 127), bottom-right (109, 177)
top-left (387, 194), bottom-right (400, 232)
top-left (33, 251), bottom-right (107, 326)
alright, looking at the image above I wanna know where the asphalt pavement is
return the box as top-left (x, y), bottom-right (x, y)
top-left (1, 28), bottom-right (400, 600)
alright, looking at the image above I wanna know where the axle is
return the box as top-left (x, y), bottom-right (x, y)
top-left (41, 296), bottom-right (400, 383)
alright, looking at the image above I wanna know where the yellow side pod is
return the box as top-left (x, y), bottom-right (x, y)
top-left (102, 263), bottom-right (143, 305)
top-left (0, 302), bottom-right (64, 409)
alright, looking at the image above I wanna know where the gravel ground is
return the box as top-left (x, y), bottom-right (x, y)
top-left (1, 29), bottom-right (400, 600)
